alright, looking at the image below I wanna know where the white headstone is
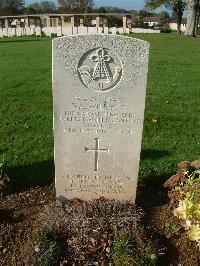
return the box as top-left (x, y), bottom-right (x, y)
top-left (72, 27), bottom-right (78, 35)
top-left (97, 27), bottom-right (103, 33)
top-left (62, 27), bottom-right (73, 36)
top-left (12, 28), bottom-right (16, 36)
top-left (0, 28), bottom-right (3, 38)
top-left (118, 28), bottom-right (124, 34)
top-left (30, 27), bottom-right (35, 35)
top-left (78, 26), bottom-right (88, 35)
top-left (43, 27), bottom-right (51, 37)
top-left (51, 26), bottom-right (57, 35)
top-left (25, 27), bottom-right (31, 36)
top-left (16, 27), bottom-right (22, 36)
top-left (3, 28), bottom-right (8, 37)
top-left (111, 27), bottom-right (117, 35)
top-left (7, 27), bottom-right (12, 37)
top-left (53, 35), bottom-right (149, 202)
top-left (88, 27), bottom-right (98, 34)
top-left (104, 27), bottom-right (109, 34)
top-left (35, 26), bottom-right (42, 36)
top-left (57, 26), bottom-right (62, 37)
top-left (22, 27), bottom-right (26, 36)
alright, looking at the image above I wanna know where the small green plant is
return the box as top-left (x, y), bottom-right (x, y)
top-left (164, 223), bottom-right (180, 238)
top-left (112, 234), bottom-right (134, 256)
top-left (139, 251), bottom-right (157, 266)
top-left (110, 234), bottom-right (135, 265)
top-left (33, 227), bottom-right (62, 266)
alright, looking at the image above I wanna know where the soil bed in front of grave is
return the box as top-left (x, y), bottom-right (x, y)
top-left (0, 181), bottom-right (199, 265)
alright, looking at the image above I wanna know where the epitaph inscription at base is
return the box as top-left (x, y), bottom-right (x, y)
top-left (53, 34), bottom-right (149, 202)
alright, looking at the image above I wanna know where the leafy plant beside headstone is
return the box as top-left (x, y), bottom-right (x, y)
top-left (164, 160), bottom-right (200, 249)
top-left (164, 223), bottom-right (180, 239)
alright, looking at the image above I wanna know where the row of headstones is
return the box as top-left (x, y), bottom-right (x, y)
top-left (0, 26), bottom-right (160, 37)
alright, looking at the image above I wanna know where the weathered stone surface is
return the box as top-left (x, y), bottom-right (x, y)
top-left (53, 34), bottom-right (149, 202)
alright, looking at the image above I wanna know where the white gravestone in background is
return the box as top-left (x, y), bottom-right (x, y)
top-left (35, 27), bottom-right (42, 36)
top-left (2, 28), bottom-right (8, 37)
top-left (16, 28), bottom-right (22, 37)
top-left (97, 27), bottom-right (103, 33)
top-left (111, 27), bottom-right (117, 35)
top-left (104, 27), bottom-right (109, 34)
top-left (72, 27), bottom-right (78, 35)
top-left (57, 26), bottom-right (62, 37)
top-left (7, 28), bottom-right (12, 37)
top-left (62, 27), bottom-right (73, 36)
top-left (53, 34), bottom-right (149, 202)
top-left (78, 26), bottom-right (88, 34)
top-left (88, 27), bottom-right (98, 34)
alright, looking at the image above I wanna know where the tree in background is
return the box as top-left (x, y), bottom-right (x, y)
top-left (40, 1), bottom-right (56, 13)
top-left (58, 0), bottom-right (94, 13)
top-left (184, 0), bottom-right (200, 36)
top-left (0, 0), bottom-right (25, 15)
top-left (26, 2), bottom-right (41, 14)
top-left (138, 9), bottom-right (154, 18)
top-left (26, 1), bottom-right (56, 14)
top-left (107, 16), bottom-right (123, 27)
top-left (92, 6), bottom-right (107, 13)
top-left (145, 0), bottom-right (186, 34)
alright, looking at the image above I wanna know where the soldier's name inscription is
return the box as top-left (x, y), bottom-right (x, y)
top-left (57, 96), bottom-right (142, 135)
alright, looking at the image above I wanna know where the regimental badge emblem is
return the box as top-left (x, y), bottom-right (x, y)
top-left (78, 48), bottom-right (123, 92)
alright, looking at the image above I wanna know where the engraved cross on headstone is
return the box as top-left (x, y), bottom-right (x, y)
top-left (85, 138), bottom-right (109, 171)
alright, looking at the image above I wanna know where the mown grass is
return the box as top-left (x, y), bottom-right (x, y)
top-left (0, 34), bottom-right (199, 187)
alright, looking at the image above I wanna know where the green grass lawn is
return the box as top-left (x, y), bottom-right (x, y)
top-left (0, 34), bottom-right (199, 187)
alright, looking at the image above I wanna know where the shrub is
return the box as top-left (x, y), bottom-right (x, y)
top-left (160, 26), bottom-right (172, 33)
top-left (164, 161), bottom-right (200, 249)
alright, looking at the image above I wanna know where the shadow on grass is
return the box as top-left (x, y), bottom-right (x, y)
top-left (140, 149), bottom-right (170, 161)
top-left (6, 159), bottom-right (54, 192)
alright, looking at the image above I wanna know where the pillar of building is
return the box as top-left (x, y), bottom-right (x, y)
top-left (127, 18), bottom-right (132, 29)
top-left (96, 16), bottom-right (100, 27)
top-left (0, 20), bottom-right (3, 28)
top-left (25, 17), bottom-right (30, 27)
top-left (103, 18), bottom-right (107, 27)
top-left (38, 18), bottom-right (42, 27)
top-left (71, 16), bottom-right (75, 27)
top-left (61, 16), bottom-right (64, 27)
top-left (16, 19), bottom-right (21, 28)
top-left (80, 18), bottom-right (84, 26)
top-left (33, 18), bottom-right (38, 27)
top-left (51, 18), bottom-right (56, 27)
top-left (55, 18), bottom-right (59, 27)
top-left (123, 15), bottom-right (127, 33)
top-left (4, 18), bottom-right (9, 28)
top-left (47, 17), bottom-right (52, 27)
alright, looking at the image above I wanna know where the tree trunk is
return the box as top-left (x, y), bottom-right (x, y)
top-left (177, 16), bottom-right (182, 34)
top-left (195, 11), bottom-right (200, 34)
top-left (195, 0), bottom-right (200, 35)
top-left (185, 0), bottom-right (197, 36)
